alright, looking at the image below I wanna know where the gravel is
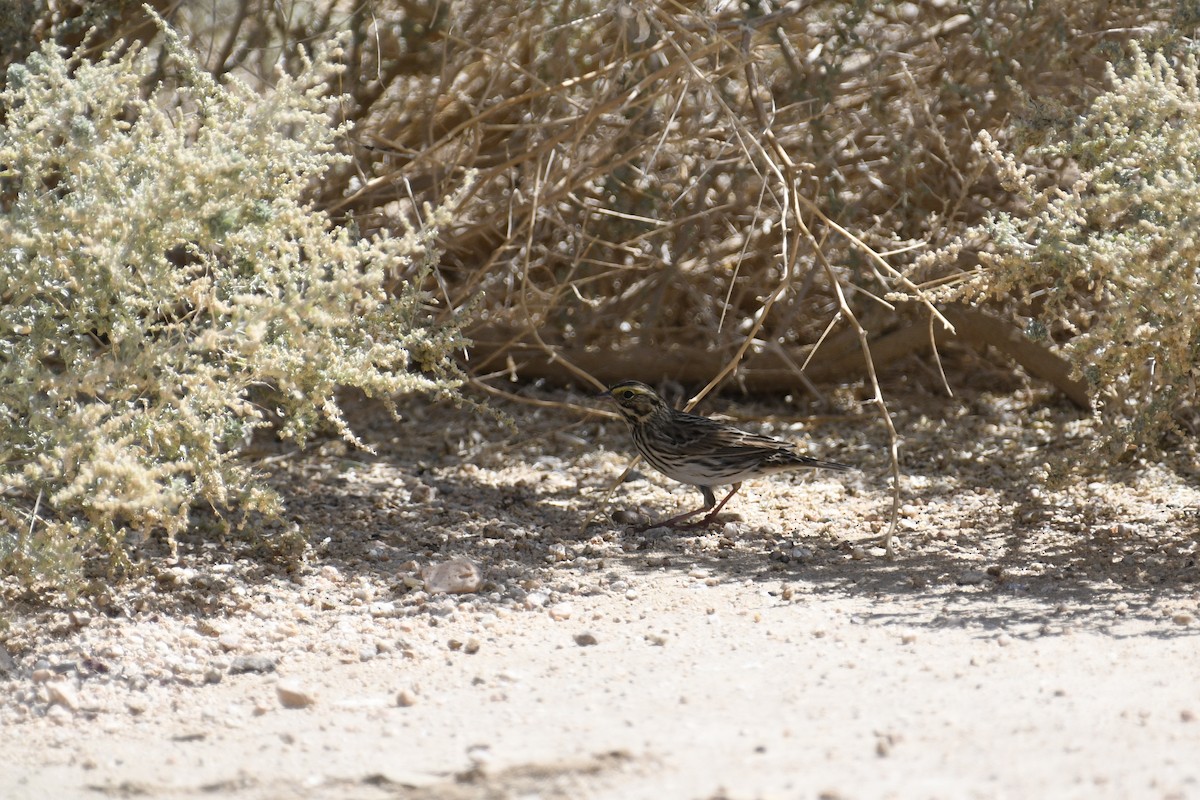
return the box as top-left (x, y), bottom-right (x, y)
top-left (2, 386), bottom-right (1199, 798)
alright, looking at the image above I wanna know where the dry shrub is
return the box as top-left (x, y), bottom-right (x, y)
top-left (0, 21), bottom-right (468, 590)
top-left (107, 0), bottom-right (1172, 394)
top-left (20, 2), bottom-right (1182, 395)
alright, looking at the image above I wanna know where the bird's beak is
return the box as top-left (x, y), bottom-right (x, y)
top-left (594, 388), bottom-right (612, 400)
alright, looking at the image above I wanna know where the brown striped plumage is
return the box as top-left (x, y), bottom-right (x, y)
top-left (600, 380), bottom-right (853, 529)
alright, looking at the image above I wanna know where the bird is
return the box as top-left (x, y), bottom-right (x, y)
top-left (599, 380), bottom-right (853, 530)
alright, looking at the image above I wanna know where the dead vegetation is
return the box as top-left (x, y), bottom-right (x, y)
top-left (18, 0), bottom-right (1177, 394)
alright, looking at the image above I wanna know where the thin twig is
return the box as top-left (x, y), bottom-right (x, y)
top-left (737, 17), bottom-right (903, 556)
top-left (469, 375), bottom-right (615, 418)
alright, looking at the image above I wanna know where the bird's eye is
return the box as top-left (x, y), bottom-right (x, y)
top-left (622, 390), bottom-right (634, 400)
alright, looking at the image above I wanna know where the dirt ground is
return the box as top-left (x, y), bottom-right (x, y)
top-left (2, 376), bottom-right (1199, 800)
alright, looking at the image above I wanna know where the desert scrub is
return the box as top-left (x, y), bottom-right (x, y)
top-left (0, 26), bottom-right (470, 591)
top-left (929, 42), bottom-right (1200, 455)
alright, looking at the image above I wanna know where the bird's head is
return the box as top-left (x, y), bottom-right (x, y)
top-left (599, 380), bottom-right (671, 424)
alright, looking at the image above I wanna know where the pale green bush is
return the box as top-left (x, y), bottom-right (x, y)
top-left (930, 43), bottom-right (1200, 455)
top-left (0, 24), bottom-right (469, 589)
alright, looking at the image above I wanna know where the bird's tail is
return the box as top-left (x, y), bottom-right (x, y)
top-left (797, 454), bottom-right (855, 471)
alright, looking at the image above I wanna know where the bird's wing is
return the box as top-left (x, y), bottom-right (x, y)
top-left (672, 413), bottom-right (794, 455)
top-left (673, 413), bottom-right (851, 470)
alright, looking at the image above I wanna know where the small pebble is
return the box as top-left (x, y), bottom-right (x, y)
top-left (0, 646), bottom-right (16, 677)
top-left (956, 570), bottom-right (987, 586)
top-left (410, 483), bottom-right (438, 503)
top-left (47, 704), bottom-right (72, 725)
top-left (218, 632), bottom-right (243, 652)
top-left (574, 632), bottom-right (599, 647)
top-left (276, 679), bottom-right (315, 709)
top-left (1172, 612), bottom-right (1195, 626)
top-left (875, 733), bottom-right (897, 757)
top-left (463, 638), bottom-right (481, 655)
top-left (369, 601), bottom-right (397, 617)
top-left (422, 559), bottom-right (483, 594)
top-left (612, 509), bottom-right (641, 526)
top-left (396, 688), bottom-right (419, 707)
top-left (46, 681), bottom-right (79, 711)
top-left (548, 603), bottom-right (573, 621)
top-left (229, 654), bottom-right (277, 675)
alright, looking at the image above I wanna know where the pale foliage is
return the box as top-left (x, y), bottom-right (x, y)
top-left (932, 44), bottom-right (1200, 452)
top-left (0, 26), bottom-right (468, 588)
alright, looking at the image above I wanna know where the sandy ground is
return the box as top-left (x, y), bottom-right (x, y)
top-left (2, 380), bottom-right (1199, 799)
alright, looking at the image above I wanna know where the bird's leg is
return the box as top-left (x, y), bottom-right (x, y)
top-left (681, 483), bottom-right (742, 529)
top-left (636, 486), bottom-right (718, 531)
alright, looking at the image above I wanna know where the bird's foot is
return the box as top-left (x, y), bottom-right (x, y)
top-left (675, 513), bottom-right (724, 530)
